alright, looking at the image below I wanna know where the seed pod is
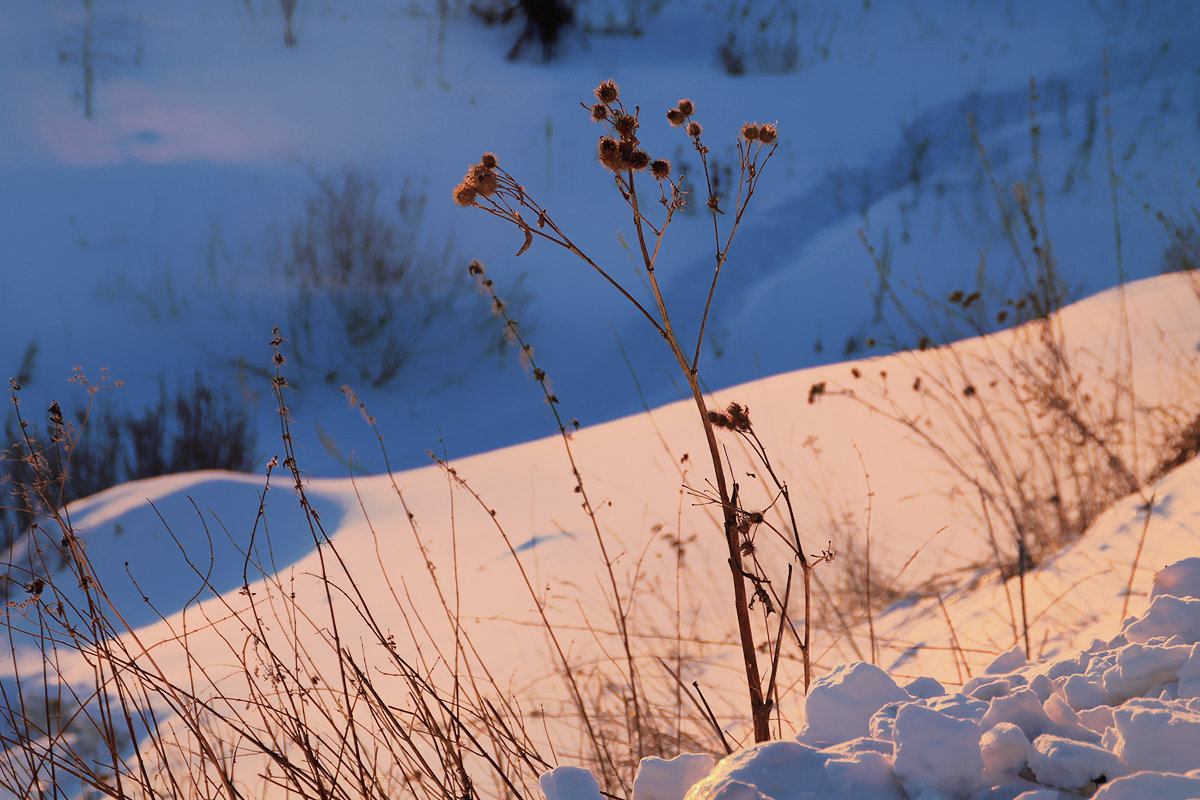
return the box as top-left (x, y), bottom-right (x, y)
top-left (595, 79), bottom-right (619, 104)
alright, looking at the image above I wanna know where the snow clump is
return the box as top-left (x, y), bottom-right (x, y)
top-left (540, 559), bottom-right (1200, 800)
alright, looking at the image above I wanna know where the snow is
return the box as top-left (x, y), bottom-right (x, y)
top-left (1122, 596), bottom-right (1200, 645)
top-left (1151, 558), bottom-right (1200, 600)
top-left (540, 559), bottom-right (1200, 800)
top-left (1101, 641), bottom-right (1193, 703)
top-left (1180, 647), bottom-right (1200, 701)
top-left (797, 662), bottom-right (908, 746)
top-left (541, 766), bottom-right (604, 800)
top-left (979, 722), bottom-right (1031, 780)
top-left (1027, 734), bottom-right (1125, 791)
top-left (1091, 772), bottom-right (1200, 800)
top-left (634, 755), bottom-right (718, 800)
top-left (680, 741), bottom-right (833, 800)
top-left (2, 0), bottom-right (1200, 798)
top-left (1107, 698), bottom-right (1200, 774)
top-left (895, 704), bottom-right (984, 797)
top-left (3, 0), bottom-right (1198, 477)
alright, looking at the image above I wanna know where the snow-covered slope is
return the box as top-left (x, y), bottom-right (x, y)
top-left (3, 272), bottom-right (1200, 797)
top-left (2, 0), bottom-right (1197, 476)
top-left (2, 1), bottom-right (1200, 797)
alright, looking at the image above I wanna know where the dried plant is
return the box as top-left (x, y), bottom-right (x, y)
top-left (455, 81), bottom-right (814, 743)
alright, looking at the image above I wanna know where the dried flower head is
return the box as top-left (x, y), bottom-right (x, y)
top-left (590, 103), bottom-right (608, 122)
top-left (613, 113), bottom-right (639, 139)
top-left (628, 149), bottom-right (651, 171)
top-left (467, 163), bottom-right (499, 197)
top-left (453, 183), bottom-right (478, 207)
top-left (650, 158), bottom-right (671, 180)
top-left (686, 121), bottom-right (702, 138)
top-left (666, 108), bottom-right (686, 126)
top-left (677, 98), bottom-right (694, 116)
top-left (612, 140), bottom-right (643, 170)
top-left (707, 402), bottom-right (752, 432)
top-left (598, 136), bottom-right (621, 170)
top-left (725, 402), bottom-right (751, 431)
top-left (595, 79), bottom-right (619, 105)
top-left (741, 123), bottom-right (760, 142)
top-left (480, 152), bottom-right (498, 168)
top-left (757, 123), bottom-right (778, 145)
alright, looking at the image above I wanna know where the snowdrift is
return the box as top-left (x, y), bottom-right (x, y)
top-left (543, 556), bottom-right (1200, 800)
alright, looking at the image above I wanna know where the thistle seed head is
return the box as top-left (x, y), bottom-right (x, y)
top-left (590, 103), bottom-right (608, 122)
top-left (666, 108), bottom-right (686, 126)
top-left (650, 159), bottom-right (671, 180)
top-left (741, 123), bottom-right (760, 142)
top-left (677, 98), bottom-right (694, 116)
top-left (686, 121), bottom-right (702, 138)
top-left (757, 123), bottom-right (778, 144)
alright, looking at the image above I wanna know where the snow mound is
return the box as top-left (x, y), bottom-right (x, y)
top-left (542, 559), bottom-right (1200, 800)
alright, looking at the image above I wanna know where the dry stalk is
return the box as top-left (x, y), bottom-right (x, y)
top-left (455, 82), bottom-right (791, 742)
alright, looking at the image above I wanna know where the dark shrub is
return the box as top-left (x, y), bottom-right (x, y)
top-left (1, 374), bottom-right (257, 550)
top-left (472, 0), bottom-right (575, 62)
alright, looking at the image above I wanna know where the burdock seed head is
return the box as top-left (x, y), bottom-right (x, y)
top-left (617, 139), bottom-right (637, 165)
top-left (453, 182), bottom-right (478, 207)
top-left (725, 402), bottom-right (751, 432)
top-left (757, 123), bottom-right (778, 145)
top-left (598, 136), bottom-right (621, 170)
top-left (741, 123), bottom-right (760, 142)
top-left (595, 79), bottom-right (619, 105)
top-left (677, 98), bottom-right (694, 116)
top-left (613, 112), bottom-right (639, 140)
top-left (686, 121), bottom-right (702, 138)
top-left (628, 149), bottom-right (650, 171)
top-left (469, 164), bottom-right (498, 197)
top-left (590, 103), bottom-right (608, 122)
top-left (666, 108), bottom-right (686, 126)
top-left (650, 158), bottom-right (671, 180)
top-left (455, 156), bottom-right (499, 205)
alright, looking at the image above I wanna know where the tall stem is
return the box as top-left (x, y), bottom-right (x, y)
top-left (629, 171), bottom-right (770, 742)
top-left (684, 373), bottom-right (771, 742)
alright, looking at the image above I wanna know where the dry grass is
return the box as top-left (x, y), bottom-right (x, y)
top-left (819, 76), bottom-right (1200, 658)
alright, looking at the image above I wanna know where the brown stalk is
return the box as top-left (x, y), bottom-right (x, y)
top-left (458, 87), bottom-right (783, 743)
top-left (1121, 493), bottom-right (1156, 622)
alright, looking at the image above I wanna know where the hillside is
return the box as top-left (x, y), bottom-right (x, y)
top-left (1, 1), bottom-right (1199, 797)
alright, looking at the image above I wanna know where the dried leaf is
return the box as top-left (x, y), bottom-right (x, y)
top-left (516, 225), bottom-right (534, 256)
